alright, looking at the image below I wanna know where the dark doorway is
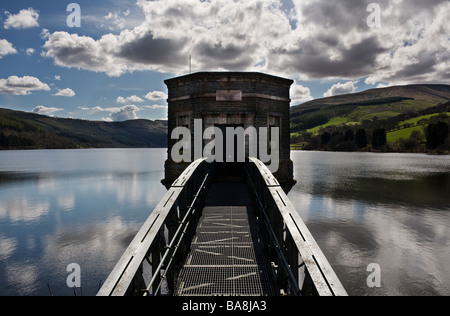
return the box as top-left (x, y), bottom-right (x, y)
top-left (214, 125), bottom-right (245, 181)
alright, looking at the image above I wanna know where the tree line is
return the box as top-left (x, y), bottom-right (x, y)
top-left (298, 127), bottom-right (389, 152)
top-left (294, 119), bottom-right (449, 153)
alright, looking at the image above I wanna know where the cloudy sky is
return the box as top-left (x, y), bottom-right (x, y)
top-left (0, 0), bottom-right (448, 121)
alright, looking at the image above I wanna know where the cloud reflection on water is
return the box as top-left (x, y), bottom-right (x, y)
top-left (289, 151), bottom-right (450, 296)
top-left (1, 149), bottom-right (449, 296)
top-left (0, 197), bottom-right (50, 223)
top-left (0, 149), bottom-right (168, 296)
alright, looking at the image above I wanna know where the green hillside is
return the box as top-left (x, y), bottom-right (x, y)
top-left (386, 113), bottom-right (449, 143)
top-left (291, 84), bottom-right (450, 135)
top-left (290, 84), bottom-right (450, 153)
top-left (0, 108), bottom-right (168, 150)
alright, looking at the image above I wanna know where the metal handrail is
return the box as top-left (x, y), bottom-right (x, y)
top-left (245, 165), bottom-right (302, 296)
top-left (144, 171), bottom-right (211, 295)
top-left (245, 157), bottom-right (348, 296)
top-left (97, 158), bottom-right (213, 296)
top-left (98, 156), bottom-right (347, 296)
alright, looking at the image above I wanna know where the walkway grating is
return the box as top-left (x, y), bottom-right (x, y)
top-left (175, 182), bottom-right (279, 296)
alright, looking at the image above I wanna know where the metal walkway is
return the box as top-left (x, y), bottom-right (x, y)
top-left (97, 158), bottom-right (348, 297)
top-left (175, 182), bottom-right (279, 296)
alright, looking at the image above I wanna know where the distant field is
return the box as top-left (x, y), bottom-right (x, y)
top-left (387, 126), bottom-right (423, 143)
top-left (386, 113), bottom-right (449, 143)
top-left (306, 116), bottom-right (358, 134)
top-left (356, 110), bottom-right (401, 122)
top-left (300, 101), bottom-right (438, 135)
top-left (290, 144), bottom-right (304, 150)
top-left (398, 113), bottom-right (447, 127)
top-left (292, 110), bottom-right (449, 145)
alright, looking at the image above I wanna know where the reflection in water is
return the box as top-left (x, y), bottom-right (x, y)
top-left (0, 149), bottom-right (168, 296)
top-left (1, 149), bottom-right (449, 296)
top-left (0, 236), bottom-right (18, 260)
top-left (5, 263), bottom-right (39, 296)
top-left (0, 198), bottom-right (50, 223)
top-left (289, 151), bottom-right (450, 296)
top-left (41, 217), bottom-right (144, 296)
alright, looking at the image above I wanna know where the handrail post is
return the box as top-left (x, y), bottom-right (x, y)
top-left (151, 230), bottom-right (162, 295)
top-left (285, 231), bottom-right (300, 290)
top-left (165, 203), bottom-right (179, 295)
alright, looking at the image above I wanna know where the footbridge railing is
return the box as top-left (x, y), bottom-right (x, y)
top-left (245, 158), bottom-right (348, 296)
top-left (98, 158), bottom-right (213, 296)
top-left (98, 157), bottom-right (347, 296)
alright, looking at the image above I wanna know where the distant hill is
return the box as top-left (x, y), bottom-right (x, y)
top-left (0, 108), bottom-right (168, 150)
top-left (3, 84), bottom-right (449, 151)
top-left (291, 84), bottom-right (450, 134)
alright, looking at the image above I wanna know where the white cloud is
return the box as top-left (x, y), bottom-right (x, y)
top-left (42, 31), bottom-right (127, 77)
top-left (104, 10), bottom-right (133, 30)
top-left (54, 88), bottom-right (75, 97)
top-left (0, 39), bottom-right (17, 58)
top-left (117, 95), bottom-right (144, 104)
top-left (324, 81), bottom-right (358, 98)
top-left (32, 106), bottom-right (64, 116)
top-left (142, 104), bottom-right (167, 109)
top-left (78, 106), bottom-right (107, 117)
top-left (363, 0), bottom-right (450, 85)
top-left (4, 8), bottom-right (39, 29)
top-left (109, 105), bottom-right (139, 121)
top-left (105, 12), bottom-right (124, 28)
top-left (287, 0), bottom-right (450, 84)
top-left (40, 0), bottom-right (449, 85)
top-left (290, 83), bottom-right (313, 105)
top-left (79, 106), bottom-right (105, 112)
top-left (79, 105), bottom-right (140, 121)
top-left (144, 91), bottom-right (167, 101)
top-left (41, 0), bottom-right (290, 76)
top-left (40, 28), bottom-right (50, 39)
top-left (25, 48), bottom-right (35, 56)
top-left (0, 76), bottom-right (50, 95)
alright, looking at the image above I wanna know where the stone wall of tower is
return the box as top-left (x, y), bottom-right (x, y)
top-left (163, 72), bottom-right (295, 190)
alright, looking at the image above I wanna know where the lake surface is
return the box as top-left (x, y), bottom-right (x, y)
top-left (0, 149), bottom-right (449, 296)
top-left (289, 151), bottom-right (450, 296)
top-left (0, 149), bottom-right (168, 296)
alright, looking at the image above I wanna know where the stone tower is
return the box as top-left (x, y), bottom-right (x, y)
top-left (162, 72), bottom-right (295, 191)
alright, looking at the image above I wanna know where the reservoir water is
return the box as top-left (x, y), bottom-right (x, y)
top-left (0, 149), bottom-right (449, 296)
